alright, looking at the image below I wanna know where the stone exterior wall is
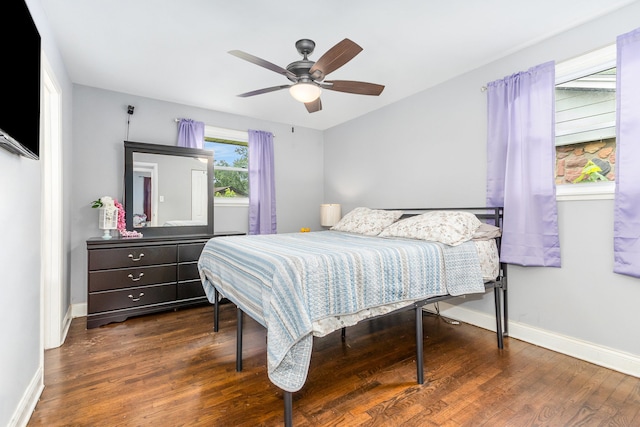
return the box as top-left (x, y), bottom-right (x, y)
top-left (555, 137), bottom-right (616, 184)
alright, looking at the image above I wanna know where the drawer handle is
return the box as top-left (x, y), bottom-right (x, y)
top-left (127, 272), bottom-right (144, 282)
top-left (128, 292), bottom-right (145, 302)
top-left (128, 253), bottom-right (145, 262)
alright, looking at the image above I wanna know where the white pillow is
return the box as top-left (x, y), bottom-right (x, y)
top-left (331, 207), bottom-right (403, 236)
top-left (378, 211), bottom-right (482, 246)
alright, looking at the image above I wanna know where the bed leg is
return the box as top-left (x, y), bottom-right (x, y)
top-left (236, 308), bottom-right (243, 372)
top-left (341, 327), bottom-right (346, 340)
top-left (494, 287), bottom-right (504, 349)
top-left (503, 284), bottom-right (509, 337)
top-left (415, 306), bottom-right (424, 384)
top-left (284, 391), bottom-right (293, 427)
top-left (213, 288), bottom-right (220, 332)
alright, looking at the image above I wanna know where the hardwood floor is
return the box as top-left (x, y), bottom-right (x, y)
top-left (28, 304), bottom-right (640, 426)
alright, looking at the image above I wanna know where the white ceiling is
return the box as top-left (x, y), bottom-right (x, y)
top-left (40, 0), bottom-right (636, 131)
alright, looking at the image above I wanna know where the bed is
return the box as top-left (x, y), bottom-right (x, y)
top-left (197, 207), bottom-right (507, 426)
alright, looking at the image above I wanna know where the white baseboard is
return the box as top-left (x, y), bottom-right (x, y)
top-left (9, 366), bottom-right (44, 427)
top-left (72, 302), bottom-right (87, 318)
top-left (434, 302), bottom-right (640, 379)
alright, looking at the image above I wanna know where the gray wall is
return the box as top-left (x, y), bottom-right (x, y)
top-left (0, 119), bottom-right (41, 426)
top-left (70, 86), bottom-right (324, 305)
top-left (324, 2), bottom-right (640, 364)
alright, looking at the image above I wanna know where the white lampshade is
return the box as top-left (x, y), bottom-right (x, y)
top-left (320, 204), bottom-right (342, 227)
top-left (289, 82), bottom-right (321, 103)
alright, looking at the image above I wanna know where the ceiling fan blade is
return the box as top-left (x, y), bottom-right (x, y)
top-left (237, 85), bottom-right (291, 98)
top-left (309, 39), bottom-right (362, 81)
top-left (305, 98), bottom-right (322, 113)
top-left (229, 50), bottom-right (297, 80)
top-left (323, 80), bottom-right (385, 96)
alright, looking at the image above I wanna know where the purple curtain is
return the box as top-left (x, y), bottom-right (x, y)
top-left (248, 130), bottom-right (276, 235)
top-left (177, 119), bottom-right (204, 149)
top-left (486, 61), bottom-right (561, 267)
top-left (614, 28), bottom-right (640, 278)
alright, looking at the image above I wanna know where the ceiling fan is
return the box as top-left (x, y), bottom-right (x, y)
top-left (229, 38), bottom-right (385, 113)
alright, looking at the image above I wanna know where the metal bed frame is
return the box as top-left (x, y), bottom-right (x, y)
top-left (209, 207), bottom-right (508, 427)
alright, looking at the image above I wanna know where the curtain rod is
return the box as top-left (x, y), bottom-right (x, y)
top-left (174, 118), bottom-right (275, 137)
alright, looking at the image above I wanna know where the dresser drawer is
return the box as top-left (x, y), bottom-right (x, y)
top-left (177, 279), bottom-right (206, 300)
top-left (88, 245), bottom-right (177, 270)
top-left (178, 262), bottom-right (200, 282)
top-left (89, 284), bottom-right (176, 313)
top-left (178, 242), bottom-right (207, 262)
top-left (89, 265), bottom-right (177, 292)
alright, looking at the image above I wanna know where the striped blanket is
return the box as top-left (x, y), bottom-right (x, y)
top-left (198, 231), bottom-right (485, 392)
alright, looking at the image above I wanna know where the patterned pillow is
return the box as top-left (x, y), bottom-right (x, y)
top-left (378, 211), bottom-right (482, 246)
top-left (331, 207), bottom-right (403, 236)
top-left (472, 223), bottom-right (502, 240)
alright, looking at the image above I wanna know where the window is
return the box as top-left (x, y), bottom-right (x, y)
top-left (555, 45), bottom-right (616, 200)
top-left (204, 126), bottom-right (249, 205)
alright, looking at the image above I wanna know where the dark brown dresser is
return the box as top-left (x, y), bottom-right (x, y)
top-left (86, 232), bottom-right (243, 328)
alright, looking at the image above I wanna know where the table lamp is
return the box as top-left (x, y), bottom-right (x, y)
top-left (320, 204), bottom-right (342, 227)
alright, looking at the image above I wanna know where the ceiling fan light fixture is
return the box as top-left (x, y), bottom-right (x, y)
top-left (289, 82), bottom-right (321, 103)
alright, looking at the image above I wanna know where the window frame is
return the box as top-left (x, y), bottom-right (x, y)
top-left (555, 44), bottom-right (616, 201)
top-left (204, 125), bottom-right (249, 207)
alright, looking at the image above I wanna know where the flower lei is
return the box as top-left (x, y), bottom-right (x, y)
top-left (114, 199), bottom-right (143, 238)
top-left (92, 196), bottom-right (143, 238)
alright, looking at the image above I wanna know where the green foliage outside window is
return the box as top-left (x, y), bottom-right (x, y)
top-left (215, 187), bottom-right (237, 198)
top-left (214, 145), bottom-right (249, 197)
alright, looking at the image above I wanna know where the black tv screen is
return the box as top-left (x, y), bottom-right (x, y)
top-left (0, 0), bottom-right (41, 160)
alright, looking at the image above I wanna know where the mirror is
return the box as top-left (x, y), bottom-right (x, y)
top-left (124, 141), bottom-right (214, 237)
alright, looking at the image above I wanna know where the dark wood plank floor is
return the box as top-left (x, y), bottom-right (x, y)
top-left (28, 304), bottom-right (640, 426)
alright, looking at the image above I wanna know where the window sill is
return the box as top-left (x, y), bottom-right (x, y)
top-left (556, 181), bottom-right (615, 201)
top-left (214, 197), bottom-right (249, 207)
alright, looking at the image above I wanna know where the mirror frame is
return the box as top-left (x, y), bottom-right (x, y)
top-left (124, 140), bottom-right (214, 237)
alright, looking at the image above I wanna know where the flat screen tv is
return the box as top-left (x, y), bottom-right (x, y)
top-left (0, 0), bottom-right (41, 160)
